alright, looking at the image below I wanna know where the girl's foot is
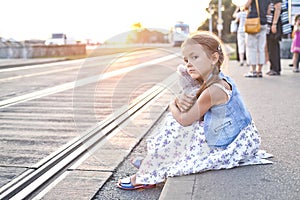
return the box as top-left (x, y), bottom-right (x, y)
top-left (117, 175), bottom-right (156, 190)
top-left (293, 68), bottom-right (300, 73)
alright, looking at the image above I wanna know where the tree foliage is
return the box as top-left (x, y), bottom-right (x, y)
top-left (198, 0), bottom-right (237, 42)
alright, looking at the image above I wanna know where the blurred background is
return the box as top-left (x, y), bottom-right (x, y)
top-left (0, 0), bottom-right (295, 59)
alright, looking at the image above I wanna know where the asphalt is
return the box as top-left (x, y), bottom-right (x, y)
top-left (1, 58), bottom-right (299, 200)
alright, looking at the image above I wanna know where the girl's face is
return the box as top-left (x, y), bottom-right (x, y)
top-left (182, 43), bottom-right (218, 80)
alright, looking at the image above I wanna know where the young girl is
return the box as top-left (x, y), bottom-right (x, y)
top-left (117, 31), bottom-right (272, 190)
top-left (291, 14), bottom-right (300, 73)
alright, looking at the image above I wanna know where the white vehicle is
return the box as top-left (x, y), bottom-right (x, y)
top-left (45, 33), bottom-right (76, 45)
top-left (169, 22), bottom-right (190, 47)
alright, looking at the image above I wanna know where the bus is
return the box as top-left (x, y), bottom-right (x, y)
top-left (169, 22), bottom-right (190, 47)
top-left (45, 33), bottom-right (76, 45)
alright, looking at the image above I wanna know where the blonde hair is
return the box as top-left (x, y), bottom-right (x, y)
top-left (181, 31), bottom-right (225, 98)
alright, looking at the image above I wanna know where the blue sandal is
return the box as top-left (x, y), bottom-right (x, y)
top-left (117, 177), bottom-right (156, 190)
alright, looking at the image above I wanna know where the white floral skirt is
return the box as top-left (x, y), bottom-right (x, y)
top-left (135, 112), bottom-right (272, 184)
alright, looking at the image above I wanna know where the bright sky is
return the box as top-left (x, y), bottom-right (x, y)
top-left (0, 0), bottom-right (211, 43)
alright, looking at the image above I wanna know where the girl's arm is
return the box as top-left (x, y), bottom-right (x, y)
top-left (175, 93), bottom-right (196, 112)
top-left (170, 85), bottom-right (227, 126)
top-left (169, 93), bottom-right (209, 126)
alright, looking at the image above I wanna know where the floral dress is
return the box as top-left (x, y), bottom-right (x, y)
top-left (135, 113), bottom-right (272, 185)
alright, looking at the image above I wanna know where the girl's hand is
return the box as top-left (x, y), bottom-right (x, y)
top-left (175, 93), bottom-right (196, 112)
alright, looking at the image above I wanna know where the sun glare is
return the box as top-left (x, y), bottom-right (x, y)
top-left (232, 0), bottom-right (248, 7)
top-left (0, 0), bottom-right (211, 43)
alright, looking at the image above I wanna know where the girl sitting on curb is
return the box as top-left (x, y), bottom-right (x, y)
top-left (117, 31), bottom-right (272, 190)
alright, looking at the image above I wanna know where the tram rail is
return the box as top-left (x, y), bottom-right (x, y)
top-left (0, 72), bottom-right (177, 200)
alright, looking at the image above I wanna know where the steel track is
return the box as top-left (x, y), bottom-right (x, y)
top-left (0, 73), bottom-right (177, 200)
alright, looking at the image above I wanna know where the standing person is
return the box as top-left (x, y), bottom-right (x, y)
top-left (291, 14), bottom-right (300, 73)
top-left (266, 0), bottom-right (282, 76)
top-left (117, 31), bottom-right (272, 190)
top-left (244, 0), bottom-right (271, 78)
top-left (233, 6), bottom-right (248, 66)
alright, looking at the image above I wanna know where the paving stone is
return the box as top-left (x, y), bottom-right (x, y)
top-left (42, 170), bottom-right (112, 200)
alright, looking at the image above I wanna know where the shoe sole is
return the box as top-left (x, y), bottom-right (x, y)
top-left (117, 183), bottom-right (156, 190)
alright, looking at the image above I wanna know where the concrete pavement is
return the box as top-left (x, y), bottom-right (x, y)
top-left (159, 59), bottom-right (300, 200)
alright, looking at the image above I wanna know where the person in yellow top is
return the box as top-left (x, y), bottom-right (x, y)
top-left (244, 0), bottom-right (271, 78)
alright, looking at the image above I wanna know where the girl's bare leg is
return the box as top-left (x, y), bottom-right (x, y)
top-left (293, 53), bottom-right (299, 72)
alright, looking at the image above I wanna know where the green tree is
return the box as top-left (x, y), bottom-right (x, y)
top-left (198, 0), bottom-right (237, 42)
